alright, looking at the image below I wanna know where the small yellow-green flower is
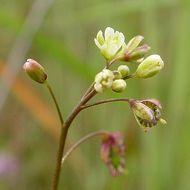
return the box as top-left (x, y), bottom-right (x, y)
top-left (94, 27), bottom-right (127, 60)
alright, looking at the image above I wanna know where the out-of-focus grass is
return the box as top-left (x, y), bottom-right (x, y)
top-left (0, 0), bottom-right (190, 189)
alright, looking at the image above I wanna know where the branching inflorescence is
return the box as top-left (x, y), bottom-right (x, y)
top-left (23, 27), bottom-right (167, 190)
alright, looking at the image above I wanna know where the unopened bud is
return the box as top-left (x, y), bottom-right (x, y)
top-left (134, 55), bottom-right (164, 79)
top-left (23, 59), bottom-right (47, 84)
top-left (117, 65), bottom-right (130, 78)
top-left (128, 44), bottom-right (150, 62)
top-left (125, 35), bottom-right (144, 55)
top-left (112, 79), bottom-right (126, 93)
top-left (118, 35), bottom-right (150, 62)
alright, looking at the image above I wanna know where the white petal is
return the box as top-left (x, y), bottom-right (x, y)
top-left (118, 32), bottom-right (125, 46)
top-left (94, 83), bottom-right (104, 93)
top-left (94, 38), bottom-right (102, 49)
top-left (95, 72), bottom-right (103, 83)
top-left (107, 44), bottom-right (119, 57)
top-left (96, 30), bottom-right (104, 45)
top-left (105, 27), bottom-right (114, 40)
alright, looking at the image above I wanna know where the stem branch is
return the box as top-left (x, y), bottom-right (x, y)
top-left (81, 98), bottom-right (130, 110)
top-left (61, 131), bottom-right (108, 166)
top-left (51, 88), bottom-right (97, 190)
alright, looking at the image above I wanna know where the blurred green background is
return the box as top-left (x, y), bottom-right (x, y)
top-left (0, 0), bottom-right (190, 189)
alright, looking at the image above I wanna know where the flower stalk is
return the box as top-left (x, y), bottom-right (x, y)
top-left (61, 131), bottom-right (108, 166)
top-left (23, 26), bottom-right (167, 190)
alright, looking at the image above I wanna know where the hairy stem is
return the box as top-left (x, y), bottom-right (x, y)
top-left (61, 131), bottom-right (108, 166)
top-left (81, 98), bottom-right (130, 110)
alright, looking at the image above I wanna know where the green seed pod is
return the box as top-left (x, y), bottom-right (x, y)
top-left (23, 59), bottom-right (47, 84)
top-left (134, 55), bottom-right (164, 79)
top-left (129, 98), bottom-right (166, 132)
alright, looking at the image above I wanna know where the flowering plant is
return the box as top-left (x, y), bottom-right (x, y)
top-left (23, 27), bottom-right (166, 190)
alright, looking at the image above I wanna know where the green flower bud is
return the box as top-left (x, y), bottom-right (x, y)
top-left (134, 55), bottom-right (164, 79)
top-left (112, 79), bottom-right (127, 93)
top-left (125, 35), bottom-right (144, 55)
top-left (117, 65), bottom-right (130, 78)
top-left (129, 98), bottom-right (166, 132)
top-left (128, 44), bottom-right (150, 62)
top-left (23, 59), bottom-right (47, 84)
top-left (118, 35), bottom-right (150, 63)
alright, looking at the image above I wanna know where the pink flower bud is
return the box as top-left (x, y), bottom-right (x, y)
top-left (23, 59), bottom-right (47, 84)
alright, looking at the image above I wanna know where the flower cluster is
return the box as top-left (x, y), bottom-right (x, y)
top-left (94, 67), bottom-right (128, 93)
top-left (94, 27), bottom-right (166, 132)
top-left (94, 27), bottom-right (164, 83)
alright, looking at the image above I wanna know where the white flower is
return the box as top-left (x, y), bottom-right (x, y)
top-left (94, 27), bottom-right (127, 60)
top-left (94, 69), bottom-right (114, 93)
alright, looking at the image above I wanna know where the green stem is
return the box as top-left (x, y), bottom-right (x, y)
top-left (45, 81), bottom-right (64, 125)
top-left (80, 98), bottom-right (130, 110)
top-left (61, 131), bottom-right (108, 166)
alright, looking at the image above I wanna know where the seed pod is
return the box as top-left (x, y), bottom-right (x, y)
top-left (129, 98), bottom-right (166, 132)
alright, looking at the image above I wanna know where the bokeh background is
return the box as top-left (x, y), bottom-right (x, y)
top-left (0, 0), bottom-right (190, 189)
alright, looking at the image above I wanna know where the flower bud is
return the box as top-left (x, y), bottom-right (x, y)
top-left (101, 132), bottom-right (126, 177)
top-left (117, 65), bottom-right (130, 78)
top-left (128, 44), bottom-right (150, 62)
top-left (129, 98), bottom-right (166, 132)
top-left (134, 55), bottom-right (164, 79)
top-left (112, 79), bottom-right (127, 93)
top-left (118, 35), bottom-right (150, 62)
top-left (23, 59), bottom-right (47, 84)
top-left (94, 69), bottom-right (114, 93)
top-left (125, 35), bottom-right (144, 55)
